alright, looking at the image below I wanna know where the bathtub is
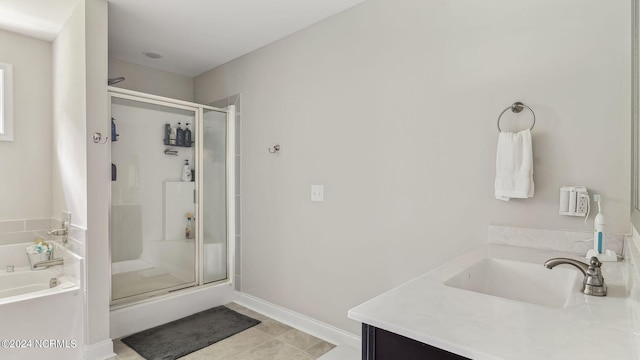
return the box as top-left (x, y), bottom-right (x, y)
top-left (0, 241), bottom-right (83, 360)
top-left (0, 267), bottom-right (77, 305)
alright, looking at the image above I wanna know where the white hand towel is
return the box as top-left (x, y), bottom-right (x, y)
top-left (495, 129), bottom-right (534, 201)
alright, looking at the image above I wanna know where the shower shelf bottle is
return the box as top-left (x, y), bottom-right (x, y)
top-left (164, 124), bottom-right (171, 145)
top-left (169, 124), bottom-right (177, 145)
top-left (185, 123), bottom-right (192, 147)
top-left (181, 159), bottom-right (192, 182)
top-left (185, 213), bottom-right (193, 240)
top-left (176, 122), bottom-right (185, 146)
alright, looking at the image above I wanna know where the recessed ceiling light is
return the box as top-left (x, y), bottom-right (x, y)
top-left (143, 51), bottom-right (162, 59)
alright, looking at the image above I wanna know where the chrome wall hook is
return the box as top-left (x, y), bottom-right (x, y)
top-left (92, 132), bottom-right (108, 144)
top-left (268, 144), bottom-right (280, 154)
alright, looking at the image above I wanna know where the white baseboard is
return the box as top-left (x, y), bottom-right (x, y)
top-left (234, 291), bottom-right (361, 349)
top-left (83, 339), bottom-right (115, 360)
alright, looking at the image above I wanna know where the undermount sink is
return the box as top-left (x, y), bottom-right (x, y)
top-left (444, 258), bottom-right (583, 308)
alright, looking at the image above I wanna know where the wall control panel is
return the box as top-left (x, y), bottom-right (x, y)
top-left (559, 186), bottom-right (589, 217)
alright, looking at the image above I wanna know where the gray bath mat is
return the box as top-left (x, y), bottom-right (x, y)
top-left (121, 305), bottom-right (261, 359)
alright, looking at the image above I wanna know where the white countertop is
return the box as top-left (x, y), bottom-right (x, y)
top-left (348, 245), bottom-right (639, 360)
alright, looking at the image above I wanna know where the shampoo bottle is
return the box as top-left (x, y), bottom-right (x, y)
top-left (185, 123), bottom-right (192, 147)
top-left (185, 213), bottom-right (193, 239)
top-left (169, 124), bottom-right (177, 145)
top-left (164, 124), bottom-right (171, 145)
top-left (181, 159), bottom-right (192, 182)
top-left (111, 118), bottom-right (119, 141)
top-left (176, 122), bottom-right (185, 146)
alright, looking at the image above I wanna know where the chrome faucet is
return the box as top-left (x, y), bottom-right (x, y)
top-left (33, 257), bottom-right (64, 269)
top-left (544, 256), bottom-right (606, 296)
top-left (47, 220), bottom-right (69, 245)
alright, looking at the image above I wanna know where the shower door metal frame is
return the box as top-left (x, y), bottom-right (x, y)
top-left (197, 105), bottom-right (235, 286)
top-left (107, 87), bottom-right (235, 308)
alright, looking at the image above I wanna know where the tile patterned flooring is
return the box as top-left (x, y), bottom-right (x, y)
top-left (114, 303), bottom-right (336, 360)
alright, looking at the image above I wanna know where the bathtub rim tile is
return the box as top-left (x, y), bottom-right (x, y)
top-left (0, 220), bottom-right (25, 234)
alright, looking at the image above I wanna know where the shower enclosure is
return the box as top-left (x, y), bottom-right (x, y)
top-left (108, 88), bottom-right (234, 306)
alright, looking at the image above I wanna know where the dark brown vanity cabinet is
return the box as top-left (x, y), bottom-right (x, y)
top-left (362, 324), bottom-right (470, 360)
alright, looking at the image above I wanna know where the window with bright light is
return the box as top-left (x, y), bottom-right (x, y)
top-left (0, 63), bottom-right (13, 141)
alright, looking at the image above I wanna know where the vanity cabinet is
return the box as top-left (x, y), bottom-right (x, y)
top-left (362, 324), bottom-right (469, 360)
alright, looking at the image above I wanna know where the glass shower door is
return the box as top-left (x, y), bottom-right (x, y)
top-left (110, 95), bottom-right (197, 304)
top-left (201, 108), bottom-right (228, 283)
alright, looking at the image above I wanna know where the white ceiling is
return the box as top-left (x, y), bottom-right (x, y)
top-left (0, 0), bottom-right (80, 41)
top-left (0, 0), bottom-right (367, 77)
top-left (109, 0), bottom-right (367, 77)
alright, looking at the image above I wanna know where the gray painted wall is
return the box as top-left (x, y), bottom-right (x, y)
top-left (195, 0), bottom-right (631, 334)
top-left (0, 30), bottom-right (52, 220)
top-left (109, 57), bottom-right (194, 102)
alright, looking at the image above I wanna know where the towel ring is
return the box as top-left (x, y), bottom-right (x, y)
top-left (497, 102), bottom-right (536, 133)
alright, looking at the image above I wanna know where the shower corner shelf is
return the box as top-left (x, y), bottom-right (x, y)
top-left (163, 141), bottom-right (194, 148)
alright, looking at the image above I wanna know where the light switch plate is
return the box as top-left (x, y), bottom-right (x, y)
top-left (311, 185), bottom-right (324, 202)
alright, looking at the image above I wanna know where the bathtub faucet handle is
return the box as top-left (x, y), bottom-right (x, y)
top-left (6, 265), bottom-right (14, 273)
top-left (47, 220), bottom-right (69, 245)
